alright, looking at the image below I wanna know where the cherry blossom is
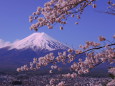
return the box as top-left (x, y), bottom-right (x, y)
top-left (29, 0), bottom-right (114, 31)
top-left (17, 35), bottom-right (115, 75)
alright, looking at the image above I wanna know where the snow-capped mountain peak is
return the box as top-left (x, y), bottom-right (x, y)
top-left (10, 32), bottom-right (68, 51)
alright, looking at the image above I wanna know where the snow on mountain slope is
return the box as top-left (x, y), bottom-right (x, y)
top-left (10, 32), bottom-right (69, 51)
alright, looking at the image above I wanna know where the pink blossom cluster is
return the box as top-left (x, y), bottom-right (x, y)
top-left (29, 0), bottom-right (99, 31)
top-left (46, 78), bottom-right (65, 86)
top-left (71, 46), bottom-right (115, 74)
top-left (106, 0), bottom-right (115, 15)
top-left (56, 81), bottom-right (65, 86)
top-left (17, 65), bottom-right (28, 72)
top-left (108, 67), bottom-right (115, 76)
top-left (46, 79), bottom-right (66, 86)
top-left (49, 78), bottom-right (56, 85)
top-left (107, 79), bottom-right (115, 86)
top-left (62, 72), bottom-right (77, 78)
top-left (17, 53), bottom-right (55, 72)
top-left (29, 0), bottom-right (114, 31)
top-left (56, 51), bottom-right (75, 63)
top-left (99, 36), bottom-right (106, 41)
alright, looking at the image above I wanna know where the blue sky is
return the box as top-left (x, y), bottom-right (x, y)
top-left (0, 0), bottom-right (114, 48)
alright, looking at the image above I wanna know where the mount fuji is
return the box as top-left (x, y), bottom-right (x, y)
top-left (0, 32), bottom-right (69, 71)
top-left (10, 32), bottom-right (68, 51)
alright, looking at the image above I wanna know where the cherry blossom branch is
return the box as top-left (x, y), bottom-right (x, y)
top-left (17, 35), bottom-right (115, 74)
top-left (16, 35), bottom-right (115, 86)
top-left (81, 43), bottom-right (115, 54)
top-left (106, 0), bottom-right (115, 15)
top-left (29, 0), bottom-right (97, 31)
